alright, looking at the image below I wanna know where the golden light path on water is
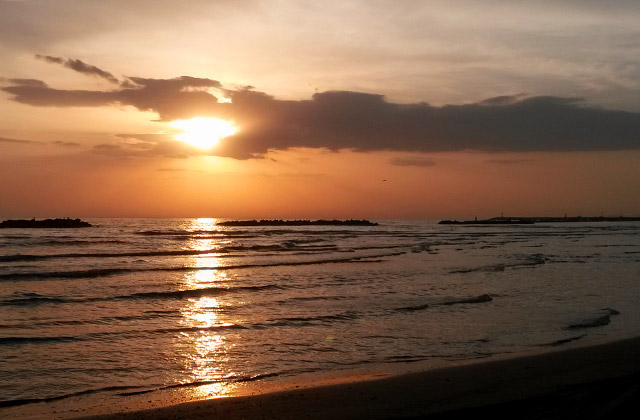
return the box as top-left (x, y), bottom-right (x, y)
top-left (178, 218), bottom-right (238, 399)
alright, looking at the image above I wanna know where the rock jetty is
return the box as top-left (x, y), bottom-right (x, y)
top-left (439, 216), bottom-right (640, 225)
top-left (0, 218), bottom-right (92, 228)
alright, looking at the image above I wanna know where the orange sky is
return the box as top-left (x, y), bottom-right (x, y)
top-left (1, 0), bottom-right (639, 219)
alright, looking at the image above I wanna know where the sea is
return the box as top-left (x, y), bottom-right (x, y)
top-left (1, 218), bottom-right (639, 417)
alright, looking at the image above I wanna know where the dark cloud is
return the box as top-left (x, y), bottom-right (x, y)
top-left (2, 75), bottom-right (223, 117)
top-left (484, 158), bottom-right (534, 165)
top-left (477, 94), bottom-right (528, 106)
top-left (3, 70), bottom-right (640, 160)
top-left (388, 156), bottom-right (436, 167)
top-left (6, 78), bottom-right (48, 87)
top-left (51, 140), bottom-right (81, 147)
top-left (0, 136), bottom-right (44, 145)
top-left (36, 54), bottom-right (120, 84)
top-left (211, 90), bottom-right (640, 159)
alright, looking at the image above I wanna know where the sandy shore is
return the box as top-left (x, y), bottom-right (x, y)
top-left (69, 336), bottom-right (640, 420)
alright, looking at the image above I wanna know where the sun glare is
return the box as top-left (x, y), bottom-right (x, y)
top-left (170, 117), bottom-right (237, 149)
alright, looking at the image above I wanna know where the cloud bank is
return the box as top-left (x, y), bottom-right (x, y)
top-left (3, 56), bottom-right (640, 159)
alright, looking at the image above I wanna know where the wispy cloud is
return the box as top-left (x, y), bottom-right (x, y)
top-left (36, 54), bottom-right (120, 84)
top-left (92, 133), bottom-right (194, 159)
top-left (51, 140), bottom-right (80, 147)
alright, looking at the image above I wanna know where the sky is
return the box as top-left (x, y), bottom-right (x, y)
top-left (1, 0), bottom-right (639, 219)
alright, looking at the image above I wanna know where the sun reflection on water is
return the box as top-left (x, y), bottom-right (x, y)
top-left (189, 217), bottom-right (217, 232)
top-left (179, 288), bottom-right (237, 397)
top-left (176, 218), bottom-right (239, 399)
top-left (183, 218), bottom-right (232, 267)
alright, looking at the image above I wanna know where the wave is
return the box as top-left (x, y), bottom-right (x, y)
top-left (113, 284), bottom-right (284, 302)
top-left (12, 311), bottom-right (184, 328)
top-left (384, 354), bottom-right (432, 363)
top-left (136, 229), bottom-right (247, 236)
top-left (0, 369), bottom-right (282, 408)
top-left (451, 254), bottom-right (547, 274)
top-left (120, 372), bottom-right (281, 396)
top-left (0, 293), bottom-right (69, 306)
top-left (0, 309), bottom-right (361, 346)
top-left (144, 309), bottom-right (182, 315)
top-left (542, 334), bottom-right (587, 347)
top-left (0, 240), bottom-right (423, 263)
top-left (0, 238), bottom-right (129, 248)
top-left (42, 239), bottom-right (130, 246)
top-left (0, 251), bottom-right (404, 282)
top-left (0, 267), bottom-right (137, 281)
top-left (0, 335), bottom-right (81, 345)
top-left (286, 295), bottom-right (349, 302)
top-left (1, 284), bottom-right (283, 306)
top-left (0, 250), bottom-right (209, 262)
top-left (264, 310), bottom-right (360, 327)
top-left (0, 244), bottom-right (304, 262)
top-left (396, 303), bottom-right (430, 312)
top-left (566, 308), bottom-right (620, 330)
top-left (0, 323), bottom-right (249, 346)
top-left (136, 228), bottom-right (381, 237)
top-left (441, 294), bottom-right (493, 306)
top-left (0, 384), bottom-right (148, 408)
top-left (396, 294), bottom-right (493, 312)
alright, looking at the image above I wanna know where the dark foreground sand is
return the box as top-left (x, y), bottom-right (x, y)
top-left (77, 337), bottom-right (640, 420)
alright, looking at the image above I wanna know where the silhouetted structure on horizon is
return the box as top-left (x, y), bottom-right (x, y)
top-left (0, 218), bottom-right (92, 228)
top-left (439, 216), bottom-right (640, 225)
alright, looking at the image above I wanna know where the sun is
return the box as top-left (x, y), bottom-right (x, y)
top-left (170, 117), bottom-right (237, 149)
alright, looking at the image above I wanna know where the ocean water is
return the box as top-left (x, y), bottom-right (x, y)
top-left (1, 218), bottom-right (639, 415)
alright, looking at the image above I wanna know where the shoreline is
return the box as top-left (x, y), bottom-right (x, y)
top-left (61, 335), bottom-right (640, 420)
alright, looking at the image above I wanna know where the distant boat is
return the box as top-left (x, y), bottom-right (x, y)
top-left (0, 218), bottom-right (92, 228)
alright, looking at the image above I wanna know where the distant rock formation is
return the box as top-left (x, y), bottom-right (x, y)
top-left (439, 216), bottom-right (640, 225)
top-left (216, 219), bottom-right (378, 226)
top-left (0, 218), bottom-right (92, 228)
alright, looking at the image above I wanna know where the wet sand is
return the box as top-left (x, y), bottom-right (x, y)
top-left (73, 336), bottom-right (640, 420)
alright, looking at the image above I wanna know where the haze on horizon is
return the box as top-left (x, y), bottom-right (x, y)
top-left (1, 0), bottom-right (639, 219)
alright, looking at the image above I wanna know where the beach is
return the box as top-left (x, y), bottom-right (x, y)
top-left (71, 336), bottom-right (640, 420)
